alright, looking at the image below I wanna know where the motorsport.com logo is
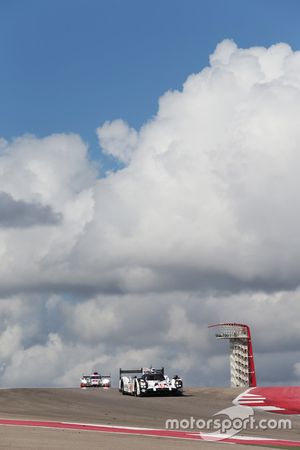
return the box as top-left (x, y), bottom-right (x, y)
top-left (165, 405), bottom-right (292, 441)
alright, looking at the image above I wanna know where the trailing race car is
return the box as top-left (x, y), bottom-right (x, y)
top-left (80, 371), bottom-right (111, 388)
top-left (119, 367), bottom-right (183, 396)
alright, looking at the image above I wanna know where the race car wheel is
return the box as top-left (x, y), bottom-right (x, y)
top-left (174, 390), bottom-right (183, 396)
top-left (121, 382), bottom-right (126, 395)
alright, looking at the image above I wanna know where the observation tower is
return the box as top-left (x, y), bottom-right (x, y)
top-left (208, 323), bottom-right (256, 388)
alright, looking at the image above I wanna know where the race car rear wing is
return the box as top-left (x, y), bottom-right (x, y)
top-left (119, 368), bottom-right (143, 378)
top-left (119, 367), bottom-right (164, 378)
top-left (81, 373), bottom-right (111, 379)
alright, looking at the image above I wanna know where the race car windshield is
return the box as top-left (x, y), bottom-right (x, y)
top-left (144, 374), bottom-right (164, 381)
top-left (91, 376), bottom-right (101, 379)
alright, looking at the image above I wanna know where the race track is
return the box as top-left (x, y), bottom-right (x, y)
top-left (0, 387), bottom-right (300, 449)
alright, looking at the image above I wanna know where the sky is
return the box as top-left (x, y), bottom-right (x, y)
top-left (2, 0), bottom-right (300, 169)
top-left (1, 0), bottom-right (300, 387)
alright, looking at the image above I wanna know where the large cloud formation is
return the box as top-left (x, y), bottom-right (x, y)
top-left (1, 40), bottom-right (300, 387)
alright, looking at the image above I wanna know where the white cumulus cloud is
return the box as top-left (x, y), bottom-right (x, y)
top-left (97, 119), bottom-right (138, 163)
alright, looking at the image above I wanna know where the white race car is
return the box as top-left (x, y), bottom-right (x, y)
top-left (119, 367), bottom-right (183, 396)
top-left (80, 371), bottom-right (111, 388)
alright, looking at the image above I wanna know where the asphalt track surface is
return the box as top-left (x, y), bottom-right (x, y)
top-left (0, 387), bottom-right (300, 449)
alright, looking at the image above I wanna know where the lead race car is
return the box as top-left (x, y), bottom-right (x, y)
top-left (119, 367), bottom-right (183, 396)
top-left (80, 371), bottom-right (111, 388)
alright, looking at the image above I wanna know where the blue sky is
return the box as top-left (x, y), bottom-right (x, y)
top-left (1, 0), bottom-right (300, 169)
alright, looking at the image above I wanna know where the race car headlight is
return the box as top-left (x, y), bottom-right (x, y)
top-left (139, 380), bottom-right (146, 386)
top-left (175, 380), bottom-right (182, 387)
top-left (102, 378), bottom-right (110, 384)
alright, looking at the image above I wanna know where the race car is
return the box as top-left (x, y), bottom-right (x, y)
top-left (119, 367), bottom-right (183, 396)
top-left (80, 371), bottom-right (111, 388)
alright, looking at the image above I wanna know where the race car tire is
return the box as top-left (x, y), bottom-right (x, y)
top-left (173, 390), bottom-right (183, 396)
top-left (120, 382), bottom-right (126, 395)
top-left (133, 380), bottom-right (140, 397)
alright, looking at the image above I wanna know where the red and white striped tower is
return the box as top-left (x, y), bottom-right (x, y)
top-left (208, 323), bottom-right (256, 388)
